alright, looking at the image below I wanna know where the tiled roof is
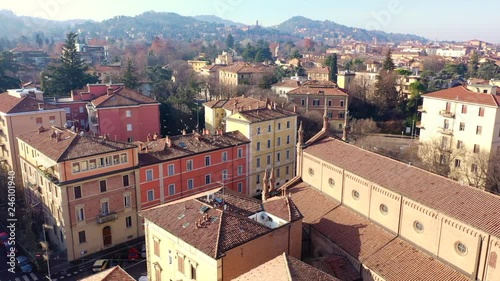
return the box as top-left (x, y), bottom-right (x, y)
top-left (79, 266), bottom-right (135, 281)
top-left (307, 67), bottom-right (330, 74)
top-left (287, 81), bottom-right (347, 96)
top-left (288, 182), bottom-right (341, 224)
top-left (423, 86), bottom-right (500, 106)
top-left (138, 131), bottom-right (250, 166)
top-left (139, 190), bottom-right (274, 259)
top-left (304, 137), bottom-right (500, 238)
top-left (233, 253), bottom-right (340, 281)
top-left (219, 63), bottom-right (274, 74)
top-left (203, 96), bottom-right (266, 110)
top-left (17, 127), bottom-right (136, 162)
top-left (263, 196), bottom-right (303, 222)
top-left (271, 80), bottom-right (301, 88)
top-left (289, 184), bottom-right (470, 281)
top-left (91, 87), bottom-right (158, 108)
top-left (0, 93), bottom-right (60, 114)
top-left (232, 107), bottom-right (297, 123)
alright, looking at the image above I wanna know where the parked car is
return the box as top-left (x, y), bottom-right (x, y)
top-left (109, 259), bottom-right (122, 267)
top-left (128, 247), bottom-right (140, 261)
top-left (92, 259), bottom-right (109, 272)
top-left (141, 244), bottom-right (147, 259)
top-left (16, 256), bottom-right (33, 273)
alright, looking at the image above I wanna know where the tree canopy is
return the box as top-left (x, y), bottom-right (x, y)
top-left (382, 49), bottom-right (395, 72)
top-left (0, 51), bottom-right (19, 92)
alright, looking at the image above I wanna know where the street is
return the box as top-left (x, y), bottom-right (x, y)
top-left (49, 259), bottom-right (146, 281)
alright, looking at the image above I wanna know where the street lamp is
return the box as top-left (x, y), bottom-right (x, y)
top-left (42, 224), bottom-right (52, 281)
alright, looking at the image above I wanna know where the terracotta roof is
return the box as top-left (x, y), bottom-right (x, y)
top-left (289, 184), bottom-right (470, 281)
top-left (17, 127), bottom-right (136, 162)
top-left (233, 253), bottom-right (340, 281)
top-left (307, 67), bottom-right (330, 74)
top-left (423, 86), bottom-right (500, 106)
top-left (0, 93), bottom-right (60, 114)
top-left (271, 80), bottom-right (301, 88)
top-left (203, 97), bottom-right (266, 110)
top-left (288, 81), bottom-right (347, 96)
top-left (91, 87), bottom-right (158, 108)
top-left (138, 131), bottom-right (250, 166)
top-left (230, 107), bottom-right (297, 123)
top-left (304, 137), bottom-right (500, 238)
top-left (219, 63), bottom-right (274, 74)
top-left (314, 255), bottom-right (361, 281)
top-left (263, 196), bottom-right (303, 222)
top-left (288, 182), bottom-right (340, 224)
top-left (79, 266), bottom-right (135, 281)
top-left (140, 189), bottom-right (276, 259)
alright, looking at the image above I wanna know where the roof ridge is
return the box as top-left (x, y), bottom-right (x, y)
top-left (214, 210), bottom-right (224, 258)
top-left (283, 253), bottom-right (293, 281)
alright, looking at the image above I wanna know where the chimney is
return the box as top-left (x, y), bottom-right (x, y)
top-left (205, 128), bottom-right (210, 135)
top-left (153, 132), bottom-right (159, 140)
top-left (106, 87), bottom-right (114, 96)
top-left (38, 103), bottom-right (44, 111)
top-left (248, 105), bottom-right (252, 111)
top-left (293, 105), bottom-right (297, 113)
top-left (165, 136), bottom-right (172, 148)
top-left (182, 129), bottom-right (187, 135)
top-left (298, 121), bottom-right (304, 146)
top-left (261, 169), bottom-right (269, 202)
top-left (37, 126), bottom-right (45, 134)
top-left (273, 102), bottom-right (277, 110)
top-left (146, 133), bottom-right (151, 142)
top-left (322, 115), bottom-right (329, 132)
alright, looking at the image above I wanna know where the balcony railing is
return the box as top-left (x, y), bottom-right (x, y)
top-left (417, 106), bottom-right (426, 113)
top-left (438, 127), bottom-right (454, 136)
top-left (416, 122), bottom-right (424, 129)
top-left (439, 110), bottom-right (455, 118)
top-left (97, 212), bottom-right (118, 224)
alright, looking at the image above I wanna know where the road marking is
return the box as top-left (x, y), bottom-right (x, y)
top-left (22, 276), bottom-right (29, 281)
top-left (29, 273), bottom-right (38, 281)
top-left (14, 278), bottom-right (20, 281)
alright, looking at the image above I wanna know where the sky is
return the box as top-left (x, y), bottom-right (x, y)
top-left (1, 0), bottom-right (498, 43)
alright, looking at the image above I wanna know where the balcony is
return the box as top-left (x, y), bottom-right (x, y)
top-left (438, 127), bottom-right (454, 136)
top-left (417, 106), bottom-right (426, 113)
top-left (97, 212), bottom-right (118, 224)
top-left (416, 122), bottom-right (424, 129)
top-left (89, 116), bottom-right (99, 126)
top-left (439, 110), bottom-right (455, 118)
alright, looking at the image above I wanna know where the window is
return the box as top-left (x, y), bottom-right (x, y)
top-left (308, 168), bottom-right (314, 176)
top-left (455, 242), bottom-right (468, 256)
top-left (178, 255), bottom-right (185, 274)
top-left (339, 112), bottom-right (344, 119)
top-left (191, 264), bottom-right (197, 280)
top-left (76, 207), bottom-right (85, 221)
top-left (146, 170), bottom-right (153, 181)
top-left (113, 155), bottom-right (120, 165)
top-left (379, 204), bottom-right (388, 215)
top-left (352, 190), bottom-right (360, 200)
top-left (124, 194), bottom-right (131, 208)
top-left (474, 144), bottom-right (480, 153)
top-left (278, 123), bottom-right (281, 130)
top-left (186, 160), bottom-right (193, 171)
top-left (286, 135), bottom-right (290, 144)
top-left (187, 179), bottom-right (194, 190)
top-left (256, 158), bottom-right (261, 168)
top-left (36, 117), bottom-right (42, 125)
top-left (127, 124), bottom-right (132, 131)
top-left (328, 100), bottom-right (332, 106)
top-left (74, 186), bottom-right (82, 199)
top-left (72, 162), bottom-right (80, 173)
top-left (286, 150), bottom-right (290, 160)
top-left (99, 180), bottom-right (107, 193)
top-left (268, 125), bottom-right (272, 132)
top-left (222, 170), bottom-right (228, 180)
top-left (154, 239), bottom-right (160, 257)
top-left (123, 175), bottom-right (129, 187)
top-left (49, 116), bottom-right (56, 124)
top-left (267, 155), bottom-right (271, 165)
top-left (287, 121), bottom-right (290, 128)
top-left (301, 99), bottom-right (305, 106)
top-left (461, 105), bottom-right (467, 114)
top-left (100, 201), bottom-right (109, 215)
top-left (256, 175), bottom-right (260, 184)
top-left (471, 164), bottom-right (478, 173)
top-left (410, 221), bottom-right (424, 235)
top-left (89, 159), bottom-right (96, 169)
top-left (455, 159), bottom-right (461, 168)
top-left (237, 182), bottom-right (243, 193)
top-left (256, 142), bottom-right (261, 151)
top-left (276, 168), bottom-right (280, 177)
top-left (237, 148), bottom-right (243, 158)
top-left (457, 140), bottom-right (464, 149)
top-left (340, 100), bottom-right (345, 107)
top-left (98, 158), bottom-right (105, 168)
top-left (168, 184), bottom-right (175, 196)
top-left (479, 107), bottom-right (485, 117)
top-left (267, 139), bottom-right (271, 148)
top-left (205, 156), bottom-right (211, 166)
top-left (126, 216), bottom-right (132, 228)
top-left (105, 156), bottom-right (112, 166)
top-left (120, 153), bottom-right (127, 163)
top-left (222, 151), bottom-right (227, 162)
top-left (257, 127), bottom-right (261, 135)
top-left (126, 110), bottom-right (131, 117)
top-left (459, 122), bottom-right (465, 131)
top-left (238, 165), bottom-right (243, 175)
top-left (277, 152), bottom-right (281, 162)
top-left (313, 99), bottom-right (320, 106)
top-left (443, 119), bottom-right (449, 129)
top-left (286, 166), bottom-right (290, 175)
top-left (205, 175), bottom-right (211, 184)
top-left (476, 125), bottom-right (482, 135)
top-left (328, 178), bottom-right (335, 187)
top-left (78, 231), bottom-right (86, 244)
top-left (64, 107), bottom-right (71, 114)
top-left (168, 164), bottom-right (175, 176)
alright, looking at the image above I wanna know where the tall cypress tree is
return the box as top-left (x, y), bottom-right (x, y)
top-left (329, 54), bottom-right (338, 83)
top-left (41, 32), bottom-right (97, 96)
top-left (121, 59), bottom-right (139, 89)
top-left (382, 49), bottom-right (395, 72)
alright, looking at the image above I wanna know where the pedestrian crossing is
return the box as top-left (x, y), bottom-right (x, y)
top-left (6, 272), bottom-right (39, 281)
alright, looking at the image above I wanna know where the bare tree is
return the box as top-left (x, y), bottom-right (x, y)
top-left (348, 118), bottom-right (380, 141)
top-left (417, 137), bottom-right (467, 177)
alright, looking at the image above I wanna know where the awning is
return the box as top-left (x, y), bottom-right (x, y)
top-left (35, 155), bottom-right (57, 169)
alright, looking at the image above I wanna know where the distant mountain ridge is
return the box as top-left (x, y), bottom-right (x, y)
top-left (192, 15), bottom-right (245, 27)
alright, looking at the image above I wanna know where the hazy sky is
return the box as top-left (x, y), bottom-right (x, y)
top-left (1, 0), bottom-right (497, 42)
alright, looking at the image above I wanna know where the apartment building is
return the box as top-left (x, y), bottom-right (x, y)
top-left (17, 126), bottom-right (140, 261)
top-left (137, 130), bottom-right (250, 210)
top-left (0, 88), bottom-right (66, 172)
top-left (306, 67), bottom-right (330, 81)
top-left (225, 103), bottom-right (298, 196)
top-left (218, 63), bottom-right (274, 88)
top-left (203, 96), bottom-right (266, 132)
top-left (140, 188), bottom-right (302, 281)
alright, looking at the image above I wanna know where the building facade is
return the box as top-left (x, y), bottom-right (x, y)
top-left (17, 126), bottom-right (140, 261)
top-left (218, 63), bottom-right (274, 88)
top-left (306, 67), bottom-right (330, 81)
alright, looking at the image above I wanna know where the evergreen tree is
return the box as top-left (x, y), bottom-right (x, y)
top-left (226, 34), bottom-right (234, 50)
top-left (121, 59), bottom-right (140, 89)
top-left (0, 51), bottom-right (20, 92)
top-left (468, 51), bottom-right (479, 78)
top-left (382, 49), bottom-right (395, 72)
top-left (41, 32), bottom-right (97, 96)
top-left (328, 54), bottom-right (338, 83)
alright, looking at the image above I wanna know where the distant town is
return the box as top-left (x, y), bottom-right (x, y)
top-left (0, 9), bottom-right (499, 281)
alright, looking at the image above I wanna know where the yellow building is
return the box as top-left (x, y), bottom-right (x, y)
top-left (17, 126), bottom-right (140, 261)
top-left (218, 63), bottom-right (274, 88)
top-left (306, 67), bottom-right (330, 81)
top-left (225, 103), bottom-right (298, 196)
top-left (203, 96), bottom-right (266, 132)
top-left (187, 60), bottom-right (209, 73)
top-left (0, 88), bottom-right (66, 172)
top-left (276, 118), bottom-right (500, 281)
top-left (140, 188), bottom-right (303, 281)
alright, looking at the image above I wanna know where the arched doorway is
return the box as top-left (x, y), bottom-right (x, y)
top-left (102, 226), bottom-right (112, 247)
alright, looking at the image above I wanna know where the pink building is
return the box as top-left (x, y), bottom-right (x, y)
top-left (86, 86), bottom-right (160, 142)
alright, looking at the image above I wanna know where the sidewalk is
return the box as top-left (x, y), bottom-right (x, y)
top-left (49, 237), bottom-right (144, 278)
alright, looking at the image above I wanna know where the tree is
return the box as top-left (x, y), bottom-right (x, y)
top-left (477, 61), bottom-right (500, 80)
top-left (324, 54), bottom-right (338, 83)
top-left (121, 59), bottom-right (140, 89)
top-left (41, 32), bottom-right (97, 96)
top-left (382, 49), bottom-right (395, 72)
top-left (468, 51), bottom-right (479, 78)
top-left (373, 71), bottom-right (400, 118)
top-left (147, 65), bottom-right (172, 99)
top-left (0, 51), bottom-right (20, 92)
top-left (291, 50), bottom-right (302, 59)
top-left (226, 34), bottom-right (234, 50)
